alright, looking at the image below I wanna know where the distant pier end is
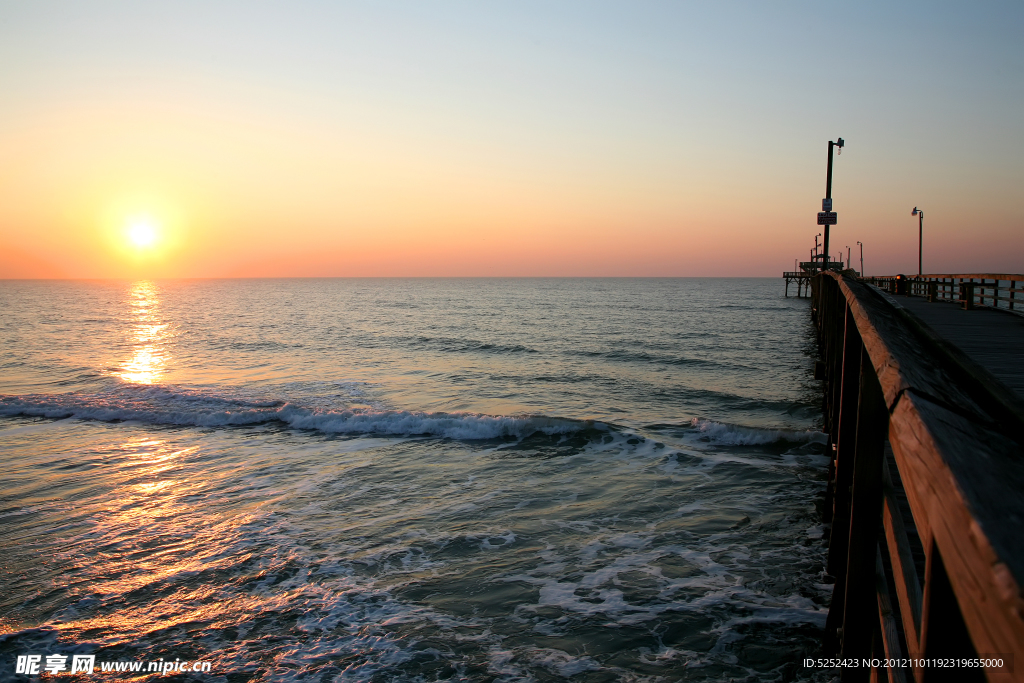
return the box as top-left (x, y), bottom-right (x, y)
top-left (785, 258), bottom-right (845, 298)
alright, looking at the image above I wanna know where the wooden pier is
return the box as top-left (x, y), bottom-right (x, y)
top-left (812, 271), bottom-right (1024, 682)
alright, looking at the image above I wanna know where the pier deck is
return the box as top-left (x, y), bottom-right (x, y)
top-left (894, 296), bottom-right (1024, 398)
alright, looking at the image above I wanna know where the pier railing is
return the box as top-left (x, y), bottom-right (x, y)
top-left (812, 271), bottom-right (1024, 682)
top-left (867, 274), bottom-right (1024, 313)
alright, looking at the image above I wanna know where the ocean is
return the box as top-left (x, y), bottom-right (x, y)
top-left (0, 278), bottom-right (833, 682)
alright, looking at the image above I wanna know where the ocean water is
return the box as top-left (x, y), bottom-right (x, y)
top-left (0, 278), bottom-right (832, 682)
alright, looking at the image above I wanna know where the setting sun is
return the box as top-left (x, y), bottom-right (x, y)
top-left (97, 204), bottom-right (183, 275)
top-left (128, 220), bottom-right (158, 249)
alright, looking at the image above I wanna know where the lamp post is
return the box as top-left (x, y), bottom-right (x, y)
top-left (822, 138), bottom-right (844, 272)
top-left (846, 246), bottom-right (850, 269)
top-left (856, 241), bottom-right (863, 276)
top-left (911, 207), bottom-right (923, 276)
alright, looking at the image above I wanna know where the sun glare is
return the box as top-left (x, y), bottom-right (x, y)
top-left (128, 221), bottom-right (158, 249)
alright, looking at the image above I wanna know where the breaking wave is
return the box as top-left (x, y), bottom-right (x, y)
top-left (0, 385), bottom-right (599, 441)
top-left (0, 384), bottom-right (826, 447)
top-left (688, 417), bottom-right (826, 445)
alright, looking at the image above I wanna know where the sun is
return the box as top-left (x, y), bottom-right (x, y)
top-left (127, 220), bottom-right (159, 249)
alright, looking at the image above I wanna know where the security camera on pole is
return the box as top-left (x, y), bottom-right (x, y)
top-left (817, 138), bottom-right (844, 272)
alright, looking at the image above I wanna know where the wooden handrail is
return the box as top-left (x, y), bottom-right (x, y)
top-left (865, 275), bottom-right (1024, 312)
top-left (813, 271), bottom-right (1024, 682)
top-left (873, 274), bottom-right (1024, 282)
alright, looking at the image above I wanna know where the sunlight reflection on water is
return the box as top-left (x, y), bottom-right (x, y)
top-left (118, 281), bottom-right (170, 385)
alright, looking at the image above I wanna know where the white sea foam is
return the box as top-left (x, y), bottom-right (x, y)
top-left (527, 648), bottom-right (600, 677)
top-left (689, 418), bottom-right (826, 445)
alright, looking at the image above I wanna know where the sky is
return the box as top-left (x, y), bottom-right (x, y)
top-left (0, 1), bottom-right (1021, 278)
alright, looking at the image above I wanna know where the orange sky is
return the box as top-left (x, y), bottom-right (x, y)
top-left (1, 3), bottom-right (1021, 278)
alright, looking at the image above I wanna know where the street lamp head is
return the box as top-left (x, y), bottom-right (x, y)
top-left (836, 138), bottom-right (844, 148)
top-left (911, 207), bottom-right (919, 216)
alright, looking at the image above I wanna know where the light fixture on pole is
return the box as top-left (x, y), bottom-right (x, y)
top-left (856, 241), bottom-right (863, 276)
top-left (911, 207), bottom-right (923, 276)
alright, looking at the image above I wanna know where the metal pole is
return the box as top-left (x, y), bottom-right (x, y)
top-left (857, 241), bottom-right (863, 277)
top-left (918, 211), bottom-right (923, 277)
top-left (824, 141), bottom-right (834, 272)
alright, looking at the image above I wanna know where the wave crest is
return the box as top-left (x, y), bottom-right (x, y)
top-left (0, 388), bottom-right (598, 441)
top-left (689, 418), bottom-right (825, 446)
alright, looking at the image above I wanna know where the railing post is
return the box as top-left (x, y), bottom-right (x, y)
top-left (919, 546), bottom-right (986, 683)
top-left (826, 300), bottom-right (864, 558)
top-left (961, 281), bottom-right (975, 310)
top-left (927, 280), bottom-right (937, 303)
top-left (836, 347), bottom-right (888, 679)
top-left (827, 283), bottom-right (847, 437)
